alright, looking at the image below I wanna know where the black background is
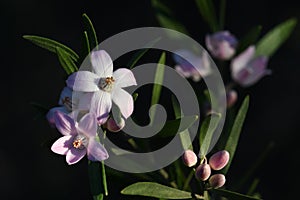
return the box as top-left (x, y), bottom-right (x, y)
top-left (4, 0), bottom-right (300, 199)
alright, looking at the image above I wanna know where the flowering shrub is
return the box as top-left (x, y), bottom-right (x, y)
top-left (25, 0), bottom-right (296, 199)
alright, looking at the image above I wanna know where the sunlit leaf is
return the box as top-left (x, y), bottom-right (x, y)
top-left (256, 18), bottom-right (297, 56)
top-left (56, 47), bottom-right (78, 74)
top-left (82, 13), bottom-right (99, 50)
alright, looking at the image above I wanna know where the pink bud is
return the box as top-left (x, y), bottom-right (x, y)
top-left (209, 174), bottom-right (226, 188)
top-left (182, 150), bottom-right (198, 167)
top-left (226, 90), bottom-right (238, 108)
top-left (106, 117), bottom-right (125, 132)
top-left (195, 163), bottom-right (211, 181)
top-left (209, 150), bottom-right (230, 170)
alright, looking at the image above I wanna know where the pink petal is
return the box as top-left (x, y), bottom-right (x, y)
top-left (217, 41), bottom-right (235, 60)
top-left (54, 111), bottom-right (77, 136)
top-left (112, 88), bottom-right (134, 119)
top-left (46, 107), bottom-right (68, 127)
top-left (87, 138), bottom-right (109, 161)
top-left (77, 113), bottom-right (97, 138)
top-left (231, 46), bottom-right (255, 76)
top-left (66, 71), bottom-right (100, 92)
top-left (113, 68), bottom-right (137, 88)
top-left (51, 135), bottom-right (73, 155)
top-left (90, 91), bottom-right (112, 124)
top-left (66, 148), bottom-right (87, 165)
top-left (91, 50), bottom-right (113, 77)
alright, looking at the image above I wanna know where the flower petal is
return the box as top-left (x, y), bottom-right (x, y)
top-left (54, 111), bottom-right (77, 136)
top-left (77, 92), bottom-right (93, 110)
top-left (113, 68), bottom-right (137, 88)
top-left (46, 106), bottom-right (68, 127)
top-left (112, 88), bottom-right (133, 119)
top-left (77, 113), bottom-right (97, 138)
top-left (58, 87), bottom-right (73, 105)
top-left (87, 138), bottom-right (109, 161)
top-left (90, 91), bottom-right (112, 124)
top-left (91, 50), bottom-right (113, 77)
top-left (66, 71), bottom-right (100, 92)
top-left (51, 135), bottom-right (73, 155)
top-left (66, 148), bottom-right (87, 165)
top-left (231, 46), bottom-right (255, 76)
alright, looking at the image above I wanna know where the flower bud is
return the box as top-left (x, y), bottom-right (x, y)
top-left (226, 90), bottom-right (238, 108)
top-left (182, 150), bottom-right (198, 167)
top-left (209, 174), bottom-right (226, 188)
top-left (209, 150), bottom-right (230, 170)
top-left (195, 163), bottom-right (211, 181)
top-left (106, 117), bottom-right (125, 132)
top-left (205, 31), bottom-right (238, 60)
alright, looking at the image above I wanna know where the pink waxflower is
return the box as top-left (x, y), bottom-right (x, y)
top-left (66, 50), bottom-right (137, 124)
top-left (173, 49), bottom-right (211, 81)
top-left (51, 112), bottom-right (108, 165)
top-left (231, 46), bottom-right (271, 87)
top-left (206, 31), bottom-right (238, 60)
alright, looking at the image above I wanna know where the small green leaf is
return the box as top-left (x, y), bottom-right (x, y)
top-left (150, 52), bottom-right (166, 123)
top-left (256, 18), bottom-right (297, 56)
top-left (82, 13), bottom-right (99, 50)
top-left (237, 25), bottom-right (262, 54)
top-left (152, 0), bottom-right (189, 36)
top-left (195, 0), bottom-right (219, 32)
top-left (121, 182), bottom-right (202, 199)
top-left (199, 113), bottom-right (222, 157)
top-left (222, 96), bottom-right (249, 174)
top-left (212, 188), bottom-right (262, 200)
top-left (56, 47), bottom-right (78, 74)
top-left (23, 35), bottom-right (79, 61)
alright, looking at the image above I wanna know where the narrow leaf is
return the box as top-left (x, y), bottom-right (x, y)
top-left (222, 96), bottom-right (249, 174)
top-left (195, 0), bottom-right (219, 32)
top-left (212, 188), bottom-right (262, 200)
top-left (82, 13), bottom-right (99, 50)
top-left (56, 47), bottom-right (78, 74)
top-left (199, 113), bottom-right (222, 157)
top-left (150, 52), bottom-right (166, 123)
top-left (237, 25), bottom-right (262, 54)
top-left (23, 35), bottom-right (79, 61)
top-left (121, 182), bottom-right (203, 199)
top-left (88, 161), bottom-right (104, 199)
top-left (256, 18), bottom-right (297, 56)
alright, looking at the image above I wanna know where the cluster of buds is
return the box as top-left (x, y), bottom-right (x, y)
top-left (182, 150), bottom-right (230, 189)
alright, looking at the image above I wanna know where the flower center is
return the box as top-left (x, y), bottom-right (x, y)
top-left (72, 135), bottom-right (87, 149)
top-left (62, 96), bottom-right (73, 111)
top-left (98, 77), bottom-right (115, 92)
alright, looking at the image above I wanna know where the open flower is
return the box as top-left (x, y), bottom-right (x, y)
top-left (173, 49), bottom-right (211, 81)
top-left (206, 31), bottom-right (238, 60)
top-left (51, 112), bottom-right (108, 165)
top-left (66, 50), bottom-right (137, 124)
top-left (231, 46), bottom-right (271, 87)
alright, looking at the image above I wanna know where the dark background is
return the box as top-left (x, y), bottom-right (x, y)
top-left (4, 0), bottom-right (300, 199)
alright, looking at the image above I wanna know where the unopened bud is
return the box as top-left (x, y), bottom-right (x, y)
top-left (107, 117), bottom-right (125, 132)
top-left (182, 150), bottom-right (198, 167)
top-left (209, 174), bottom-right (226, 188)
top-left (195, 163), bottom-right (211, 181)
top-left (226, 90), bottom-right (238, 108)
top-left (209, 150), bottom-right (230, 170)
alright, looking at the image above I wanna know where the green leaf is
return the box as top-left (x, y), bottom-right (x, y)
top-left (199, 113), bottom-right (222, 157)
top-left (219, 0), bottom-right (226, 30)
top-left (150, 52), bottom-right (166, 123)
top-left (121, 182), bottom-right (203, 199)
top-left (195, 0), bottom-right (219, 32)
top-left (23, 35), bottom-right (79, 61)
top-left (56, 47), bottom-right (78, 74)
top-left (237, 25), bottom-right (262, 54)
top-left (88, 161), bottom-right (105, 199)
top-left (256, 18), bottom-right (297, 56)
top-left (158, 115), bottom-right (198, 138)
top-left (82, 13), bottom-right (99, 50)
top-left (222, 96), bottom-right (249, 174)
top-left (151, 0), bottom-right (189, 36)
top-left (212, 188), bottom-right (262, 200)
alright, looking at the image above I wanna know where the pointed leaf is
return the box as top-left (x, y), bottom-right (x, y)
top-left (121, 182), bottom-right (203, 199)
top-left (23, 35), bottom-right (79, 61)
top-left (56, 47), bottom-right (78, 74)
top-left (199, 113), bottom-right (222, 157)
top-left (237, 25), bottom-right (262, 54)
top-left (82, 13), bottom-right (99, 50)
top-left (222, 96), bottom-right (249, 174)
top-left (212, 188), bottom-right (262, 200)
top-left (195, 0), bottom-right (218, 32)
top-left (256, 18), bottom-right (297, 56)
